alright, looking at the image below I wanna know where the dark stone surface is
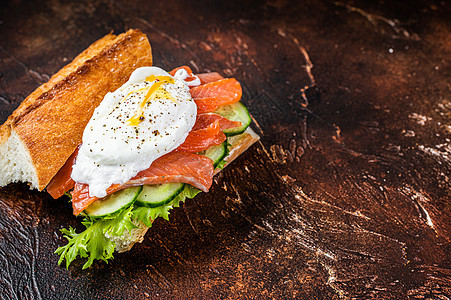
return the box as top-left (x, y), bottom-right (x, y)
top-left (0, 0), bottom-right (450, 298)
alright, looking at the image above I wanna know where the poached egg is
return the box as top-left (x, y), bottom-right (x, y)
top-left (71, 66), bottom-right (197, 198)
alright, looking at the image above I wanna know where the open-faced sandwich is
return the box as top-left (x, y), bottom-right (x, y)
top-left (0, 29), bottom-right (259, 269)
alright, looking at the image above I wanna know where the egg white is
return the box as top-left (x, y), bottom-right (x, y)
top-left (71, 67), bottom-right (197, 198)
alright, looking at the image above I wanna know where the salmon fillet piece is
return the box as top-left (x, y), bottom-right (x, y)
top-left (47, 148), bottom-right (78, 199)
top-left (192, 113), bottom-right (241, 131)
top-left (176, 113), bottom-right (241, 153)
top-left (176, 120), bottom-right (225, 153)
top-left (190, 79), bottom-right (242, 113)
top-left (196, 72), bottom-right (224, 84)
top-left (71, 152), bottom-right (214, 215)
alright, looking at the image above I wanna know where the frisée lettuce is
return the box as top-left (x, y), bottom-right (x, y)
top-left (55, 185), bottom-right (200, 269)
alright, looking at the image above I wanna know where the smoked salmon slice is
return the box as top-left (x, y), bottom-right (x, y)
top-left (193, 113), bottom-right (241, 131)
top-left (196, 72), bottom-right (224, 84)
top-left (176, 120), bottom-right (225, 153)
top-left (190, 79), bottom-right (242, 113)
top-left (71, 152), bottom-right (214, 215)
top-left (47, 148), bottom-right (78, 199)
top-left (175, 113), bottom-right (241, 153)
top-left (170, 66), bottom-right (238, 113)
top-left (193, 97), bottom-right (221, 113)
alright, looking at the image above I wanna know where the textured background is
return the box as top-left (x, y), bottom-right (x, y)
top-left (0, 0), bottom-right (450, 299)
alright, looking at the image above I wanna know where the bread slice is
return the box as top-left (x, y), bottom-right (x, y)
top-left (114, 127), bottom-right (260, 253)
top-left (0, 29), bottom-right (153, 190)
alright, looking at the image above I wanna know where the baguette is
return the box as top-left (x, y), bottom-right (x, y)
top-left (0, 29), bottom-right (152, 190)
top-left (0, 30), bottom-right (259, 267)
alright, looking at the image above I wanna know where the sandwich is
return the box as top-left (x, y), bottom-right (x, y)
top-left (0, 29), bottom-right (259, 269)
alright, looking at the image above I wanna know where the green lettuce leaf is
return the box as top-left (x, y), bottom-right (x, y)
top-left (55, 185), bottom-right (201, 269)
top-left (181, 184), bottom-right (201, 199)
top-left (215, 159), bottom-right (227, 170)
top-left (55, 206), bottom-right (137, 269)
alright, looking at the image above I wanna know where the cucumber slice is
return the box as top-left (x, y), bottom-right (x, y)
top-left (136, 183), bottom-right (185, 208)
top-left (197, 141), bottom-right (228, 167)
top-left (84, 186), bottom-right (142, 218)
top-left (214, 101), bottom-right (251, 136)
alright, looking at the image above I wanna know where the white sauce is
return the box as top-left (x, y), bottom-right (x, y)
top-left (71, 67), bottom-right (197, 197)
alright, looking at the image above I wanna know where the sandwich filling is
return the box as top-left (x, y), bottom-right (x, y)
top-left (52, 65), bottom-right (255, 269)
top-left (48, 66), bottom-right (244, 214)
top-left (71, 67), bottom-right (197, 198)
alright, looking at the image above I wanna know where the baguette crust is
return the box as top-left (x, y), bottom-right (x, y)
top-left (0, 29), bottom-right (153, 190)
